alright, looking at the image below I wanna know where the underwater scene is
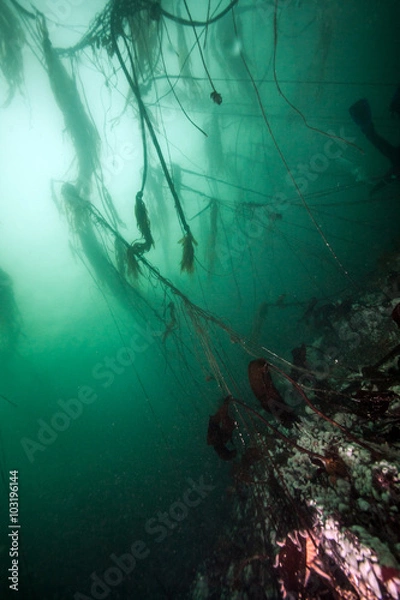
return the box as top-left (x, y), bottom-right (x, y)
top-left (1, 1), bottom-right (400, 598)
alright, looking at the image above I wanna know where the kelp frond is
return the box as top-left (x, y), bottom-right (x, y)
top-left (179, 232), bottom-right (197, 273)
top-left (38, 13), bottom-right (100, 193)
top-left (135, 191), bottom-right (154, 248)
top-left (0, 1), bottom-right (25, 105)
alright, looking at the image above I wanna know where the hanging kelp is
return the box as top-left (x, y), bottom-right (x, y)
top-left (124, 0), bottom-right (161, 84)
top-left (57, 179), bottom-right (239, 360)
top-left (60, 183), bottom-right (147, 311)
top-left (120, 191), bottom-right (155, 281)
top-left (47, 0), bottom-right (236, 273)
top-left (179, 231), bottom-right (197, 273)
top-left (110, 30), bottom-right (198, 272)
top-left (0, 0), bottom-right (25, 106)
top-left (134, 191), bottom-right (154, 250)
top-left (38, 14), bottom-right (100, 195)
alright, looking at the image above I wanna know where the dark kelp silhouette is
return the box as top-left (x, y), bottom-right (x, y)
top-left (248, 358), bottom-right (297, 428)
top-left (207, 396), bottom-right (237, 461)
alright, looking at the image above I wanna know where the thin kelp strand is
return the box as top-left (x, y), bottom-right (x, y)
top-left (182, 0), bottom-right (218, 96)
top-left (121, 33), bottom-right (148, 192)
top-left (159, 24), bottom-right (208, 137)
top-left (203, 0), bottom-right (212, 49)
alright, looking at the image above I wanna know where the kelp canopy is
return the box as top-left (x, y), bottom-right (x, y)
top-left (0, 1), bottom-right (400, 599)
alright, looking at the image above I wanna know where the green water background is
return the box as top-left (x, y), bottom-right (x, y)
top-left (0, 1), bottom-right (400, 598)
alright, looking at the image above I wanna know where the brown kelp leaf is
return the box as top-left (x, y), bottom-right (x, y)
top-left (179, 233), bottom-right (197, 273)
top-left (248, 359), bottom-right (297, 427)
top-left (207, 397), bottom-right (237, 461)
top-left (135, 191), bottom-right (154, 248)
top-left (392, 303), bottom-right (400, 328)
